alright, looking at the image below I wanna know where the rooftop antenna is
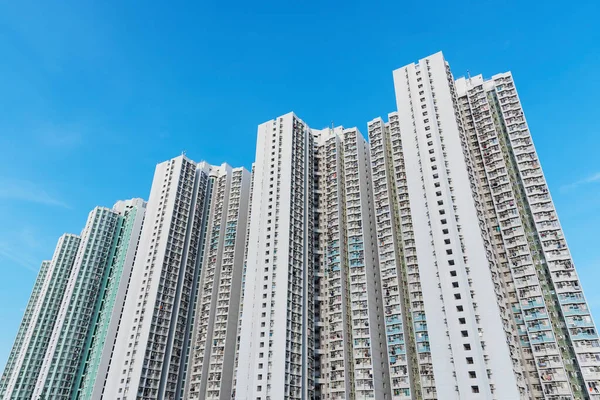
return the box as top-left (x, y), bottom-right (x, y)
top-left (182, 150), bottom-right (187, 156)
top-left (467, 69), bottom-right (472, 82)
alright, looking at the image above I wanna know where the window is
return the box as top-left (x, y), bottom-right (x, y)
top-left (453, 282), bottom-right (459, 288)
top-left (461, 330), bottom-right (469, 337)
top-left (439, 209), bottom-right (446, 215)
top-left (466, 357), bottom-right (474, 364)
top-left (448, 260), bottom-right (455, 266)
top-left (459, 317), bottom-right (466, 324)
top-left (441, 219), bottom-right (448, 225)
top-left (457, 305), bottom-right (464, 312)
top-left (469, 371), bottom-right (477, 378)
top-left (450, 270), bottom-right (457, 277)
top-left (454, 293), bottom-right (461, 300)
top-left (464, 343), bottom-right (471, 350)
top-left (471, 386), bottom-right (479, 393)
top-left (444, 238), bottom-right (451, 244)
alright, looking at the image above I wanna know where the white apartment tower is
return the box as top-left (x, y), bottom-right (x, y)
top-left (455, 71), bottom-right (600, 398)
top-left (313, 126), bottom-right (389, 400)
top-left (391, 52), bottom-right (529, 399)
top-left (104, 156), bottom-right (214, 400)
top-left (186, 164), bottom-right (251, 400)
top-left (368, 113), bottom-right (434, 400)
top-left (231, 163), bottom-right (256, 397)
top-left (236, 113), bottom-right (316, 400)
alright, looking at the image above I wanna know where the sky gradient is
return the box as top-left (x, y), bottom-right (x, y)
top-left (1, 0), bottom-right (599, 370)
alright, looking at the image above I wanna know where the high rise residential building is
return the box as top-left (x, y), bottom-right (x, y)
top-left (72, 199), bottom-right (147, 400)
top-left (0, 260), bottom-right (51, 398)
top-left (103, 156), bottom-right (250, 400)
top-left (1, 234), bottom-right (81, 400)
top-left (454, 71), bottom-right (600, 398)
top-left (368, 113), bottom-right (434, 400)
top-left (235, 114), bottom-right (391, 400)
top-left (370, 50), bottom-right (600, 400)
top-left (185, 165), bottom-right (251, 400)
top-left (2, 50), bottom-right (599, 400)
top-left (103, 156), bottom-right (212, 400)
top-left (383, 51), bottom-right (539, 399)
top-left (236, 113), bottom-right (316, 400)
top-left (231, 163), bottom-right (256, 397)
top-left (313, 126), bottom-right (389, 400)
top-left (33, 205), bottom-right (131, 399)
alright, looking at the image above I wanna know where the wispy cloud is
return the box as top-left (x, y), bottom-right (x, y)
top-left (0, 227), bottom-right (51, 274)
top-left (0, 242), bottom-right (41, 273)
top-left (36, 124), bottom-right (83, 150)
top-left (0, 179), bottom-right (69, 208)
top-left (561, 172), bottom-right (600, 192)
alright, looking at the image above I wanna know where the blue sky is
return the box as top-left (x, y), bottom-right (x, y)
top-left (1, 0), bottom-right (599, 370)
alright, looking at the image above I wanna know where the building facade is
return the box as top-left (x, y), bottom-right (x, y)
top-left (102, 157), bottom-right (251, 400)
top-left (0, 260), bottom-right (51, 398)
top-left (389, 52), bottom-right (526, 399)
top-left (313, 126), bottom-right (389, 400)
top-left (368, 113), bottom-right (434, 399)
top-left (103, 156), bottom-right (214, 400)
top-left (72, 199), bottom-right (147, 400)
top-left (2, 234), bottom-right (81, 400)
top-left (455, 70), bottom-right (600, 398)
top-left (235, 113), bottom-right (316, 400)
top-left (186, 165), bottom-right (251, 400)
top-left (34, 206), bottom-right (123, 399)
top-left (375, 51), bottom-right (600, 399)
